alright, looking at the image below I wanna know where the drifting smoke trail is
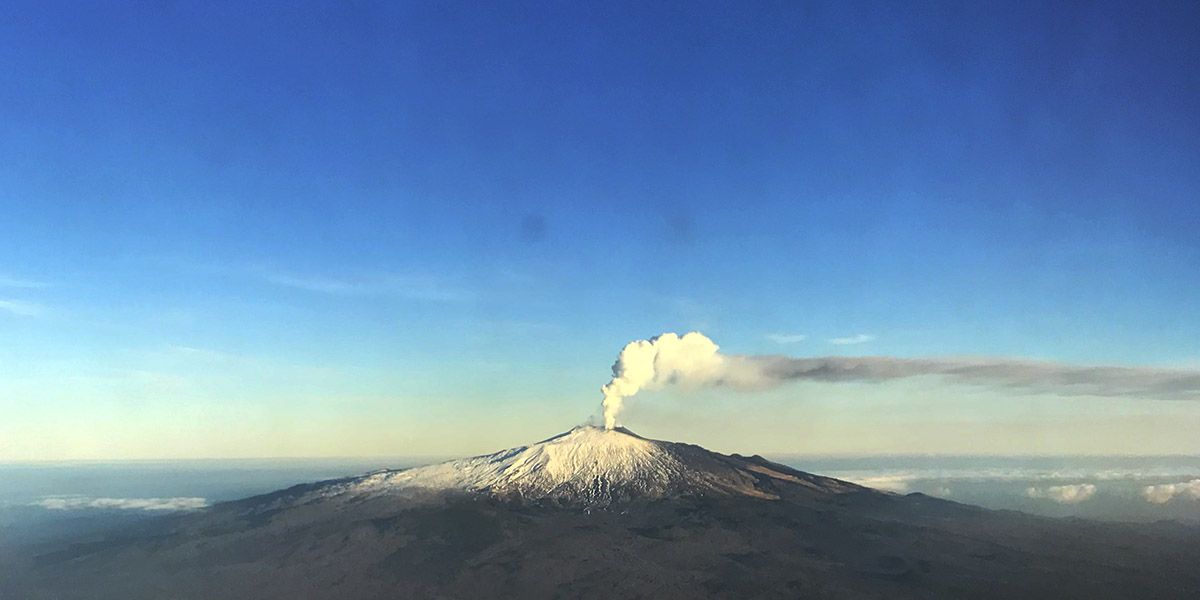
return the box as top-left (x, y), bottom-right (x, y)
top-left (599, 332), bottom-right (1200, 429)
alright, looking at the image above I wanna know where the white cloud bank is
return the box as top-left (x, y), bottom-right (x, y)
top-left (1141, 479), bottom-right (1200, 504)
top-left (1026, 484), bottom-right (1097, 504)
top-left (34, 496), bottom-right (209, 512)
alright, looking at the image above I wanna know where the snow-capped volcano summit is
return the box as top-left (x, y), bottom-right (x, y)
top-left (317, 425), bottom-right (862, 507)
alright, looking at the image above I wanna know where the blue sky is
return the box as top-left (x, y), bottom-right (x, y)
top-left (2, 1), bottom-right (1198, 459)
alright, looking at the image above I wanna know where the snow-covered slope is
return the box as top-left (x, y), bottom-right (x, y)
top-left (314, 425), bottom-right (862, 507)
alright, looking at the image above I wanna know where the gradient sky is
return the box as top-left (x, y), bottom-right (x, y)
top-left (2, 1), bottom-right (1199, 460)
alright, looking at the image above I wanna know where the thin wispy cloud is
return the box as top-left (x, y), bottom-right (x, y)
top-left (829, 333), bottom-right (874, 345)
top-left (0, 299), bottom-right (46, 317)
top-left (169, 345), bottom-right (242, 362)
top-left (34, 496), bottom-right (209, 511)
top-left (265, 271), bottom-right (467, 302)
top-left (266, 273), bottom-right (364, 294)
top-left (766, 333), bottom-right (807, 344)
top-left (160, 344), bottom-right (348, 381)
top-left (0, 275), bottom-right (47, 288)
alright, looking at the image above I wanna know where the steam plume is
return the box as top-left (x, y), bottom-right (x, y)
top-left (601, 332), bottom-right (724, 429)
top-left (599, 332), bottom-right (1200, 428)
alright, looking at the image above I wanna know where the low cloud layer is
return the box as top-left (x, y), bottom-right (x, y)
top-left (599, 332), bottom-right (1200, 428)
top-left (1026, 484), bottom-right (1097, 504)
top-left (1141, 479), bottom-right (1200, 504)
top-left (35, 496), bottom-right (209, 512)
top-left (832, 465), bottom-right (1200, 486)
top-left (848, 474), bottom-right (914, 493)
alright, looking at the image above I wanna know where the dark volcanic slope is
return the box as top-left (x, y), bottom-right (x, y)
top-left (4, 428), bottom-right (1199, 599)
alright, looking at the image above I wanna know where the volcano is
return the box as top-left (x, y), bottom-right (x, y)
top-left (5, 427), bottom-right (1200, 599)
top-left (313, 425), bottom-right (863, 507)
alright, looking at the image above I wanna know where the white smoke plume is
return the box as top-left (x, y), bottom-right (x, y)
top-left (601, 332), bottom-right (725, 429)
top-left (599, 332), bottom-right (1200, 429)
